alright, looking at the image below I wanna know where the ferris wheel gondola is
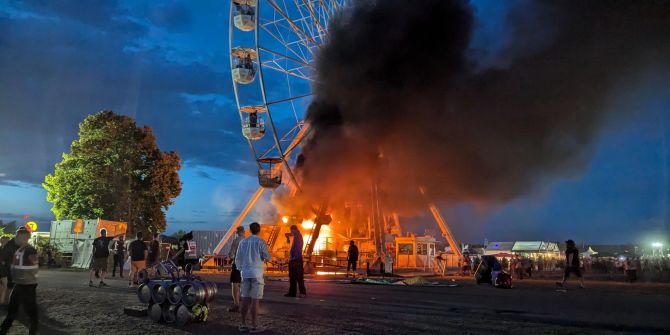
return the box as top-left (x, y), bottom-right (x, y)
top-left (229, 0), bottom-right (350, 191)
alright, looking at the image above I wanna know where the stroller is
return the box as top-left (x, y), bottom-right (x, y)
top-left (475, 255), bottom-right (513, 289)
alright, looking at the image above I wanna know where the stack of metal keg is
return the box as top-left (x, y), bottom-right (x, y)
top-left (136, 261), bottom-right (218, 326)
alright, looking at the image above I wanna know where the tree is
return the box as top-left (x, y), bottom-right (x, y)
top-left (0, 220), bottom-right (17, 234)
top-left (43, 111), bottom-right (182, 234)
top-left (170, 229), bottom-right (188, 240)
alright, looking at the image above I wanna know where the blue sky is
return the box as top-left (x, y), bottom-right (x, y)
top-left (0, 1), bottom-right (668, 244)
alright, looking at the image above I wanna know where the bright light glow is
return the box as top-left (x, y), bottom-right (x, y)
top-left (652, 242), bottom-right (663, 248)
top-left (301, 220), bottom-right (314, 229)
top-left (316, 271), bottom-right (344, 276)
top-left (301, 220), bottom-right (332, 253)
top-left (282, 216), bottom-right (289, 224)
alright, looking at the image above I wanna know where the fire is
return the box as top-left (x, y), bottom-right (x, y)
top-left (301, 219), bottom-right (314, 229)
top-left (316, 271), bottom-right (344, 275)
top-left (300, 220), bottom-right (332, 253)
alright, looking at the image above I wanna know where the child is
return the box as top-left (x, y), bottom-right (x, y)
top-left (0, 229), bottom-right (38, 335)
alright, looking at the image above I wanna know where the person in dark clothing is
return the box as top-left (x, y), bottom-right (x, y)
top-left (285, 225), bottom-right (306, 298)
top-left (89, 229), bottom-right (120, 287)
top-left (0, 229), bottom-right (24, 305)
top-left (557, 239), bottom-right (584, 288)
top-left (0, 229), bottom-right (38, 335)
top-left (346, 240), bottom-right (359, 277)
top-left (128, 232), bottom-right (147, 287)
top-left (112, 235), bottom-right (126, 278)
top-left (147, 233), bottom-right (161, 268)
top-left (0, 236), bottom-right (12, 305)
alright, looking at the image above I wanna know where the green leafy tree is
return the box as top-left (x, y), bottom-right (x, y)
top-left (43, 111), bottom-right (182, 234)
top-left (170, 229), bottom-right (188, 240)
top-left (0, 220), bottom-right (17, 234)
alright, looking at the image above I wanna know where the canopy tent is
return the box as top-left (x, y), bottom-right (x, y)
top-left (580, 246), bottom-right (598, 258)
top-left (484, 242), bottom-right (515, 255)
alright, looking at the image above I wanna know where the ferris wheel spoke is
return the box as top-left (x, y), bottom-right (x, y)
top-left (259, 46), bottom-right (314, 69)
top-left (260, 62), bottom-right (313, 81)
top-left (266, 92), bottom-right (312, 106)
top-left (260, 16), bottom-right (314, 62)
top-left (266, 0), bottom-right (319, 49)
top-left (300, 0), bottom-right (327, 40)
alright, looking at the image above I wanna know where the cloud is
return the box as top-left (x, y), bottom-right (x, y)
top-left (195, 170), bottom-right (215, 180)
top-left (147, 3), bottom-right (192, 32)
top-left (0, 1), bottom-right (255, 186)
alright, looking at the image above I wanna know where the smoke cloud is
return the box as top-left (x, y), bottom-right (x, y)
top-left (292, 0), bottom-right (670, 215)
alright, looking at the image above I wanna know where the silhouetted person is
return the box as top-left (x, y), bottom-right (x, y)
top-left (285, 225), bottom-right (306, 298)
top-left (557, 239), bottom-right (584, 289)
top-left (346, 240), bottom-right (359, 277)
top-left (112, 235), bottom-right (126, 278)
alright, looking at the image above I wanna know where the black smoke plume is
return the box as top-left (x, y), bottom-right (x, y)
top-left (294, 0), bottom-right (670, 214)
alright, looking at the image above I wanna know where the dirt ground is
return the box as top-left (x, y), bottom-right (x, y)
top-left (1, 269), bottom-right (669, 334)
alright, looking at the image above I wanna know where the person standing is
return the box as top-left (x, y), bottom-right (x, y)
top-left (0, 229), bottom-right (23, 306)
top-left (112, 235), bottom-right (126, 278)
top-left (147, 233), bottom-right (161, 268)
top-left (285, 225), bottom-right (306, 298)
top-left (89, 228), bottom-right (116, 287)
top-left (346, 240), bottom-right (359, 278)
top-left (128, 232), bottom-right (148, 287)
top-left (228, 226), bottom-right (245, 312)
top-left (557, 239), bottom-right (585, 288)
top-left (235, 222), bottom-right (270, 333)
top-left (0, 229), bottom-right (38, 335)
top-left (0, 236), bottom-right (11, 305)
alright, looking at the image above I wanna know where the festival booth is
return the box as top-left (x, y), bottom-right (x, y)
top-left (49, 219), bottom-right (127, 268)
top-left (395, 235), bottom-right (437, 270)
top-left (511, 241), bottom-right (561, 259)
top-left (485, 242), bottom-right (515, 255)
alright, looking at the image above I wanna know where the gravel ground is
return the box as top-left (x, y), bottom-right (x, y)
top-left (0, 270), bottom-right (668, 334)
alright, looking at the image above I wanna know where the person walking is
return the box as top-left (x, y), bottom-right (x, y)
top-left (228, 226), bottom-right (245, 312)
top-left (557, 239), bottom-right (585, 289)
top-left (112, 235), bottom-right (126, 278)
top-left (128, 232), bottom-right (148, 287)
top-left (284, 225), bottom-right (306, 298)
top-left (346, 240), bottom-right (359, 278)
top-left (235, 222), bottom-right (270, 333)
top-left (0, 229), bottom-right (38, 335)
top-left (0, 229), bottom-right (23, 306)
top-left (89, 228), bottom-right (116, 287)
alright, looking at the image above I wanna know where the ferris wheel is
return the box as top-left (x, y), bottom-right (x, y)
top-left (229, 0), bottom-right (350, 191)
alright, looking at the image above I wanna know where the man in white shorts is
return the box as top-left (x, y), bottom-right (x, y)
top-left (234, 222), bottom-right (270, 333)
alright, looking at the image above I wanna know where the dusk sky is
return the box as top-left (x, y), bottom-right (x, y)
top-left (0, 1), bottom-right (668, 244)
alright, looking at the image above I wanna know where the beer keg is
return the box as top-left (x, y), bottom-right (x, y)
top-left (137, 282), bottom-right (152, 303)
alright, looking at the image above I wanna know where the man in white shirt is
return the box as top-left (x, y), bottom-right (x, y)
top-left (234, 222), bottom-right (270, 333)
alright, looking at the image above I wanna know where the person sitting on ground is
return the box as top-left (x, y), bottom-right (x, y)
top-left (235, 222), bottom-right (270, 333)
top-left (347, 240), bottom-right (359, 278)
top-left (0, 229), bottom-right (38, 335)
top-left (89, 228), bottom-right (119, 287)
top-left (228, 226), bottom-right (245, 312)
top-left (128, 232), bottom-right (148, 287)
top-left (557, 239), bottom-right (585, 289)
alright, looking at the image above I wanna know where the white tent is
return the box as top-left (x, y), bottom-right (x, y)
top-left (580, 246), bottom-right (598, 258)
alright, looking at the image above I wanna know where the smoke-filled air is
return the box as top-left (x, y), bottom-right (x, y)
top-left (287, 0), bottom-right (670, 215)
